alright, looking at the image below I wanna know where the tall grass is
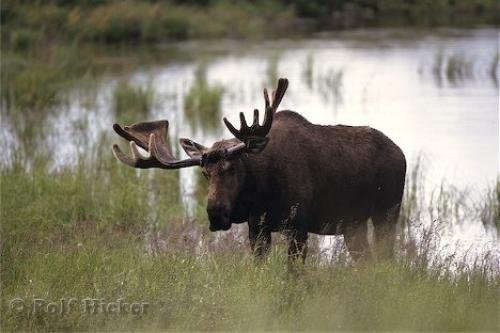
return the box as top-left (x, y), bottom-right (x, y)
top-left (3, 1), bottom-right (295, 48)
top-left (318, 68), bottom-right (344, 106)
top-left (1, 45), bottom-right (94, 110)
top-left (1, 150), bottom-right (498, 331)
top-left (427, 51), bottom-right (499, 85)
top-left (490, 53), bottom-right (499, 85)
top-left (302, 53), bottom-right (314, 90)
top-left (184, 63), bottom-right (224, 133)
top-left (112, 80), bottom-right (155, 123)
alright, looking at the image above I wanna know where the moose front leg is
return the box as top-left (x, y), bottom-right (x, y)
top-left (286, 229), bottom-right (308, 263)
top-left (248, 215), bottom-right (271, 259)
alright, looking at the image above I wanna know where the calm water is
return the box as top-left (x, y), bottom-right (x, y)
top-left (2, 28), bottom-right (498, 258)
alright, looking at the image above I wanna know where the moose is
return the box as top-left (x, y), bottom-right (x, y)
top-left (112, 78), bottom-right (406, 261)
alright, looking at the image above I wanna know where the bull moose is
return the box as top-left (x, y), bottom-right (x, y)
top-left (112, 78), bottom-right (406, 261)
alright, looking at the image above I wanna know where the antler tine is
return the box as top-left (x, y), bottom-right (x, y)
top-left (271, 78), bottom-right (289, 110)
top-left (112, 120), bottom-right (202, 169)
top-left (264, 88), bottom-right (270, 109)
top-left (262, 78), bottom-right (288, 133)
top-left (112, 139), bottom-right (166, 169)
top-left (223, 78), bottom-right (289, 155)
top-left (252, 109), bottom-right (259, 126)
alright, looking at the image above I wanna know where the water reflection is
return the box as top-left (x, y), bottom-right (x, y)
top-left (421, 50), bottom-right (499, 87)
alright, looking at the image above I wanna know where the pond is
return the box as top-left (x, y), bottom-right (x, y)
top-left (2, 28), bottom-right (498, 260)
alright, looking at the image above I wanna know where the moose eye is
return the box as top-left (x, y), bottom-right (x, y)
top-left (221, 161), bottom-right (233, 172)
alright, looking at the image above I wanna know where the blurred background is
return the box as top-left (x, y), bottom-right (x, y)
top-left (1, 1), bottom-right (499, 331)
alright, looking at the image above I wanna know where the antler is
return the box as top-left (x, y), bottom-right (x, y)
top-left (112, 120), bottom-right (201, 169)
top-left (223, 78), bottom-right (289, 154)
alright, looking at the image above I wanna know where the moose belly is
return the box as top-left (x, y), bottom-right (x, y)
top-left (308, 220), bottom-right (344, 235)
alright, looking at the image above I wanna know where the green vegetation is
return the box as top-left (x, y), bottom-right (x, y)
top-left (1, 45), bottom-right (93, 110)
top-left (288, 0), bottom-right (499, 28)
top-left (318, 68), bottom-right (344, 105)
top-left (184, 62), bottom-right (224, 133)
top-left (302, 53), bottom-right (314, 90)
top-left (113, 80), bottom-right (156, 123)
top-left (430, 51), bottom-right (500, 85)
top-left (2, 1), bottom-right (294, 49)
top-left (2, 1), bottom-right (498, 111)
top-left (490, 53), bottom-right (499, 85)
top-left (2, 1), bottom-right (498, 50)
top-left (1, 152), bottom-right (498, 331)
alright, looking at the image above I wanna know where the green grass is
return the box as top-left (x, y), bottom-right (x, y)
top-left (3, 1), bottom-right (498, 51)
top-left (2, 1), bottom-right (295, 48)
top-left (1, 152), bottom-right (498, 331)
top-left (113, 80), bottom-right (155, 124)
top-left (1, 45), bottom-right (93, 110)
top-left (184, 62), bottom-right (224, 133)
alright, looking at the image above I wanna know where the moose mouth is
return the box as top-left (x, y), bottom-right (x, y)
top-left (209, 222), bottom-right (231, 232)
top-left (207, 207), bottom-right (232, 232)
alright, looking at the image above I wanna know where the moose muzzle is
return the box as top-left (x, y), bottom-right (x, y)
top-left (207, 202), bottom-right (231, 231)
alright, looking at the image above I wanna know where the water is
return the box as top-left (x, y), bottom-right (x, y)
top-left (2, 28), bottom-right (498, 260)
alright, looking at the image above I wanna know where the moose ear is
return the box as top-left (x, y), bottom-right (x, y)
top-left (179, 138), bottom-right (208, 158)
top-left (245, 137), bottom-right (269, 154)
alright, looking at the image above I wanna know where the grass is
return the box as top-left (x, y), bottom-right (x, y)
top-left (184, 62), bottom-right (224, 133)
top-left (427, 51), bottom-right (500, 85)
top-left (1, 45), bottom-right (93, 110)
top-left (3, 1), bottom-right (498, 51)
top-left (490, 53), bottom-right (499, 85)
top-left (1, 150), bottom-right (498, 331)
top-left (302, 53), bottom-right (314, 90)
top-left (2, 1), bottom-right (295, 48)
top-left (318, 68), bottom-right (344, 105)
top-left (446, 53), bottom-right (475, 83)
top-left (113, 80), bottom-right (155, 124)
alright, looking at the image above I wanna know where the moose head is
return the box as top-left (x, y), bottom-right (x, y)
top-left (112, 78), bottom-right (289, 231)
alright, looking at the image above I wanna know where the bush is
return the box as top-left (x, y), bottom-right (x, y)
top-left (9, 29), bottom-right (42, 52)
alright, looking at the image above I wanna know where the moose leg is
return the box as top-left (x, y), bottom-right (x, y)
top-left (286, 229), bottom-right (308, 263)
top-left (344, 220), bottom-right (370, 261)
top-left (372, 205), bottom-right (399, 260)
top-left (248, 216), bottom-right (271, 259)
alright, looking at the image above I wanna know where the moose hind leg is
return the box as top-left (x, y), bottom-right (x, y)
top-left (372, 205), bottom-right (400, 260)
top-left (344, 220), bottom-right (370, 261)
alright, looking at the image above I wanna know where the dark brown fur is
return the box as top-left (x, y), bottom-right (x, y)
top-left (183, 110), bottom-right (407, 261)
